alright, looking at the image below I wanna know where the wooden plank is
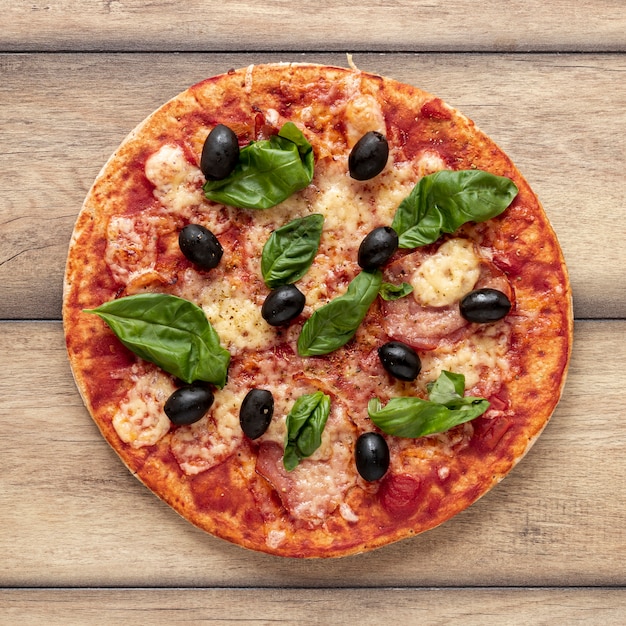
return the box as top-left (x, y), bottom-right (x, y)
top-left (2, 587), bottom-right (626, 625)
top-left (0, 0), bottom-right (624, 53)
top-left (0, 320), bottom-right (623, 587)
top-left (1, 52), bottom-right (624, 320)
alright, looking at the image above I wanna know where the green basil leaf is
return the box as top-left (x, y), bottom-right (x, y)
top-left (368, 371), bottom-right (489, 437)
top-left (426, 370), bottom-right (466, 404)
top-left (203, 122), bottom-right (314, 210)
top-left (84, 293), bottom-right (230, 387)
top-left (390, 172), bottom-right (436, 242)
top-left (297, 270), bottom-right (382, 357)
top-left (283, 391), bottom-right (331, 471)
top-left (277, 121), bottom-right (315, 166)
top-left (391, 169), bottom-right (518, 248)
top-left (379, 281), bottom-right (414, 301)
top-left (261, 214), bottom-right (324, 288)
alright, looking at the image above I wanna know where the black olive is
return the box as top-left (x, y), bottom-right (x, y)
top-left (240, 388), bottom-right (274, 439)
top-left (378, 341), bottom-right (421, 381)
top-left (358, 226), bottom-right (399, 271)
top-left (261, 284), bottom-right (306, 326)
top-left (460, 288), bottom-right (512, 323)
top-left (200, 124), bottom-right (240, 180)
top-left (355, 432), bottom-right (390, 482)
top-left (179, 224), bottom-right (223, 270)
top-left (348, 131), bottom-right (389, 181)
top-left (164, 384), bottom-right (214, 426)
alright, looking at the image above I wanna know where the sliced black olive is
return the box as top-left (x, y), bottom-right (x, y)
top-left (240, 388), bottom-right (274, 439)
top-left (200, 124), bottom-right (240, 180)
top-left (358, 226), bottom-right (399, 271)
top-left (355, 432), bottom-right (390, 482)
top-left (261, 284), bottom-right (306, 326)
top-left (348, 131), bottom-right (389, 181)
top-left (378, 341), bottom-right (421, 381)
top-left (164, 384), bottom-right (214, 426)
top-left (460, 288), bottom-right (512, 323)
top-left (179, 224), bottom-right (223, 270)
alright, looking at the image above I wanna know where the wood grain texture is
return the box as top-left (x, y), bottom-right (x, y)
top-left (1, 2), bottom-right (624, 616)
top-left (2, 587), bottom-right (626, 625)
top-left (0, 0), bottom-right (624, 53)
top-left (1, 52), bottom-right (624, 320)
top-left (0, 320), bottom-right (623, 588)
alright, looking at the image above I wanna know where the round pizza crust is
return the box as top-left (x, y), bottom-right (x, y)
top-left (63, 62), bottom-right (573, 558)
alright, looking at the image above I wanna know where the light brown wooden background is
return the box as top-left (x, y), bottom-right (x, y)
top-left (1, 2), bottom-right (625, 624)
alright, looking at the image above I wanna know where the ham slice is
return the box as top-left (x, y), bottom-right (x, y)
top-left (381, 242), bottom-right (513, 350)
top-left (255, 407), bottom-right (357, 526)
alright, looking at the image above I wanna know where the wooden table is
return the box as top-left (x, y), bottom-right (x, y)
top-left (2, 2), bottom-right (625, 623)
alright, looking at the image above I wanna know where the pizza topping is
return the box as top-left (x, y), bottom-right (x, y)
top-left (170, 387), bottom-right (244, 475)
top-left (420, 322), bottom-right (513, 392)
top-left (164, 384), bottom-right (215, 426)
top-left (256, 438), bottom-right (356, 525)
top-left (380, 239), bottom-right (513, 350)
top-left (178, 224), bottom-right (224, 270)
top-left (368, 371), bottom-right (489, 437)
top-left (199, 279), bottom-right (275, 354)
top-left (357, 226), bottom-right (399, 271)
top-left (339, 502), bottom-right (360, 523)
top-left (255, 388), bottom-right (357, 524)
top-left (379, 473), bottom-right (422, 518)
top-left (378, 341), bottom-right (421, 382)
top-left (144, 144), bottom-right (205, 214)
top-left (460, 288), bottom-right (512, 323)
top-left (345, 93), bottom-right (387, 148)
top-left (391, 169), bottom-right (519, 249)
top-left (355, 432), bottom-right (390, 482)
top-left (104, 214), bottom-right (162, 284)
top-left (203, 122), bottom-right (314, 210)
top-left (379, 281), bottom-right (413, 301)
top-left (348, 130), bottom-right (389, 180)
top-left (304, 159), bottom-right (413, 237)
top-left (410, 238), bottom-right (482, 308)
top-left (239, 388), bottom-right (274, 440)
top-left (283, 391), bottom-right (331, 471)
top-left (112, 367), bottom-right (173, 448)
top-left (200, 124), bottom-right (240, 181)
top-left (261, 214), bottom-right (324, 288)
top-left (261, 284), bottom-right (306, 327)
top-left (85, 293), bottom-right (230, 387)
top-left (297, 269), bottom-right (382, 356)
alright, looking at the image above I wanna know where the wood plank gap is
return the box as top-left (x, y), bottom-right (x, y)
top-left (2, 49), bottom-right (625, 55)
top-left (3, 585), bottom-right (626, 591)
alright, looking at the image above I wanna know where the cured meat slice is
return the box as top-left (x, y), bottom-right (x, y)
top-left (381, 238), bottom-right (513, 350)
top-left (255, 399), bottom-right (357, 526)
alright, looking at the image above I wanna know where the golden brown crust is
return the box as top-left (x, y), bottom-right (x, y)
top-left (63, 63), bottom-right (572, 558)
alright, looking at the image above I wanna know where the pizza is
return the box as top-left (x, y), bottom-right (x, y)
top-left (62, 62), bottom-right (572, 558)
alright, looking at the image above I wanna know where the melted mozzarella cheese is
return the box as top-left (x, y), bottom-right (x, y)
top-left (420, 322), bottom-right (512, 392)
top-left (345, 93), bottom-right (386, 147)
top-left (197, 277), bottom-right (273, 353)
top-left (112, 368), bottom-right (174, 448)
top-left (144, 143), bottom-right (204, 214)
top-left (170, 387), bottom-right (245, 475)
top-left (288, 442), bottom-right (355, 522)
top-left (105, 215), bottom-right (156, 282)
top-left (312, 161), bottom-right (413, 235)
top-left (266, 530), bottom-right (287, 549)
top-left (339, 502), bottom-right (359, 523)
top-left (416, 150), bottom-right (448, 177)
top-left (410, 238), bottom-right (481, 307)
